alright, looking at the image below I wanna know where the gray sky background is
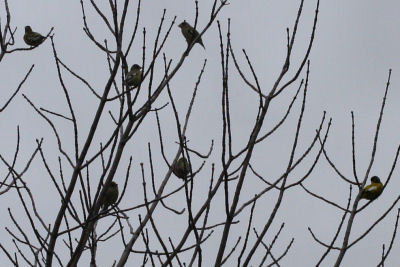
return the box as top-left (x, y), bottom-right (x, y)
top-left (1, 0), bottom-right (400, 266)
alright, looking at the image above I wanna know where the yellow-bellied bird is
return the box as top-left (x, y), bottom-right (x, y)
top-left (24, 26), bottom-right (46, 47)
top-left (125, 64), bottom-right (142, 88)
top-left (178, 21), bottom-right (205, 49)
top-left (101, 181), bottom-right (119, 211)
top-left (361, 176), bottom-right (383, 200)
top-left (172, 157), bottom-right (191, 179)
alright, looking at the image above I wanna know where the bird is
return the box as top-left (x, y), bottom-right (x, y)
top-left (172, 157), bottom-right (191, 179)
top-left (125, 64), bottom-right (142, 88)
top-left (24, 26), bottom-right (46, 47)
top-left (101, 181), bottom-right (119, 212)
top-left (360, 176), bottom-right (383, 201)
top-left (178, 21), bottom-right (205, 49)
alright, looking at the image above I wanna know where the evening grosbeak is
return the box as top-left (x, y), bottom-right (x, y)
top-left (125, 64), bottom-right (142, 88)
top-left (361, 176), bottom-right (383, 200)
top-left (172, 157), bottom-right (191, 179)
top-left (24, 26), bottom-right (46, 47)
top-left (178, 21), bottom-right (205, 49)
top-left (101, 181), bottom-right (119, 211)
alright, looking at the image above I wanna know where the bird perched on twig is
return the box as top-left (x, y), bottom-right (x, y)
top-left (101, 181), bottom-right (119, 212)
top-left (125, 64), bottom-right (142, 88)
top-left (361, 176), bottom-right (383, 201)
top-left (172, 157), bottom-right (191, 179)
top-left (24, 26), bottom-right (46, 47)
top-left (178, 21), bottom-right (205, 49)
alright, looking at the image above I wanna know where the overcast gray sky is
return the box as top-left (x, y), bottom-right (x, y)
top-left (1, 0), bottom-right (400, 266)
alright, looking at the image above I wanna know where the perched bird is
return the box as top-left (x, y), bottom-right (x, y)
top-left (361, 176), bottom-right (383, 200)
top-left (178, 21), bottom-right (205, 49)
top-left (172, 157), bottom-right (191, 179)
top-left (101, 181), bottom-right (119, 211)
top-left (125, 64), bottom-right (142, 88)
top-left (24, 26), bottom-right (46, 47)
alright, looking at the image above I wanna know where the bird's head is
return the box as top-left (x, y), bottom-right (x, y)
top-left (371, 176), bottom-right (381, 183)
top-left (131, 64), bottom-right (141, 71)
top-left (110, 181), bottom-right (118, 188)
top-left (25, 26), bottom-right (32, 33)
top-left (178, 21), bottom-right (188, 29)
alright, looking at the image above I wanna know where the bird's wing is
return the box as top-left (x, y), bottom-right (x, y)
top-left (364, 184), bottom-right (378, 192)
top-left (31, 33), bottom-right (45, 41)
top-left (187, 27), bottom-right (198, 38)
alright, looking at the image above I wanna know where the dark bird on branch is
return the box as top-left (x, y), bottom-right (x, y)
top-left (172, 157), bottom-right (191, 179)
top-left (125, 64), bottom-right (142, 88)
top-left (24, 26), bottom-right (46, 47)
top-left (101, 181), bottom-right (119, 212)
top-left (178, 21), bottom-right (205, 49)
